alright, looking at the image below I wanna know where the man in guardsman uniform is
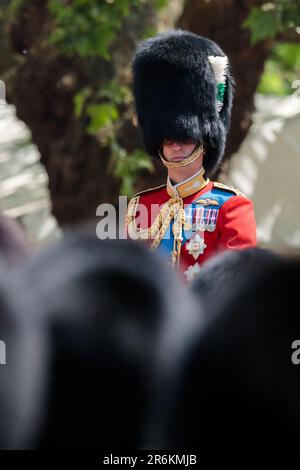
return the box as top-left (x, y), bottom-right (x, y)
top-left (126, 30), bottom-right (256, 283)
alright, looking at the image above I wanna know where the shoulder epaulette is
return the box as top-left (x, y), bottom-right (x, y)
top-left (131, 183), bottom-right (167, 199)
top-left (213, 181), bottom-right (247, 198)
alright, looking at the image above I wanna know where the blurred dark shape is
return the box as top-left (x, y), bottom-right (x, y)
top-left (191, 247), bottom-right (281, 315)
top-left (0, 270), bottom-right (47, 450)
top-left (6, 235), bottom-right (299, 450)
top-left (0, 214), bottom-right (30, 267)
top-left (8, 0), bottom-right (47, 55)
top-left (162, 252), bottom-right (300, 448)
top-left (8, 232), bottom-right (197, 449)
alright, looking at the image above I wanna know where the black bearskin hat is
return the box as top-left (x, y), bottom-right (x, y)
top-left (132, 29), bottom-right (234, 177)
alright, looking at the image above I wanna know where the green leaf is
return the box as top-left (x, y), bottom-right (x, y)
top-left (86, 103), bottom-right (119, 134)
top-left (98, 81), bottom-right (131, 105)
top-left (281, 1), bottom-right (300, 28)
top-left (243, 6), bottom-right (279, 43)
top-left (258, 69), bottom-right (287, 95)
top-left (154, 0), bottom-right (168, 10)
top-left (74, 87), bottom-right (92, 118)
top-left (112, 145), bottom-right (154, 197)
top-left (274, 42), bottom-right (300, 71)
top-left (258, 38), bottom-right (300, 96)
top-left (48, 0), bottom-right (144, 58)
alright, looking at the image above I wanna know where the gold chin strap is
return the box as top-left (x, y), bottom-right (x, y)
top-left (159, 141), bottom-right (204, 169)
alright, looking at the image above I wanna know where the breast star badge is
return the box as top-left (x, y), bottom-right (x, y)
top-left (186, 233), bottom-right (207, 260)
top-left (183, 263), bottom-right (202, 282)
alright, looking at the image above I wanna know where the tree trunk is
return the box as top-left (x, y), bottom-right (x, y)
top-left (5, 0), bottom-right (163, 227)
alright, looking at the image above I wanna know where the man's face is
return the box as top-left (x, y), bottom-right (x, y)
top-left (162, 139), bottom-right (198, 162)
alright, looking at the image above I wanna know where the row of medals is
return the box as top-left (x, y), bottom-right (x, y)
top-left (184, 210), bottom-right (217, 233)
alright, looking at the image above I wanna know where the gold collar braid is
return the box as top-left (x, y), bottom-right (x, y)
top-left (167, 167), bottom-right (209, 199)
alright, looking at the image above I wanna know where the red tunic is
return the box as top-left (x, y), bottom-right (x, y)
top-left (126, 180), bottom-right (256, 282)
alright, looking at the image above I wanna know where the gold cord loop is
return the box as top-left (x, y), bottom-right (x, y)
top-left (127, 196), bottom-right (186, 268)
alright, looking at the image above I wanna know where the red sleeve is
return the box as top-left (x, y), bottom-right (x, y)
top-left (218, 195), bottom-right (257, 250)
